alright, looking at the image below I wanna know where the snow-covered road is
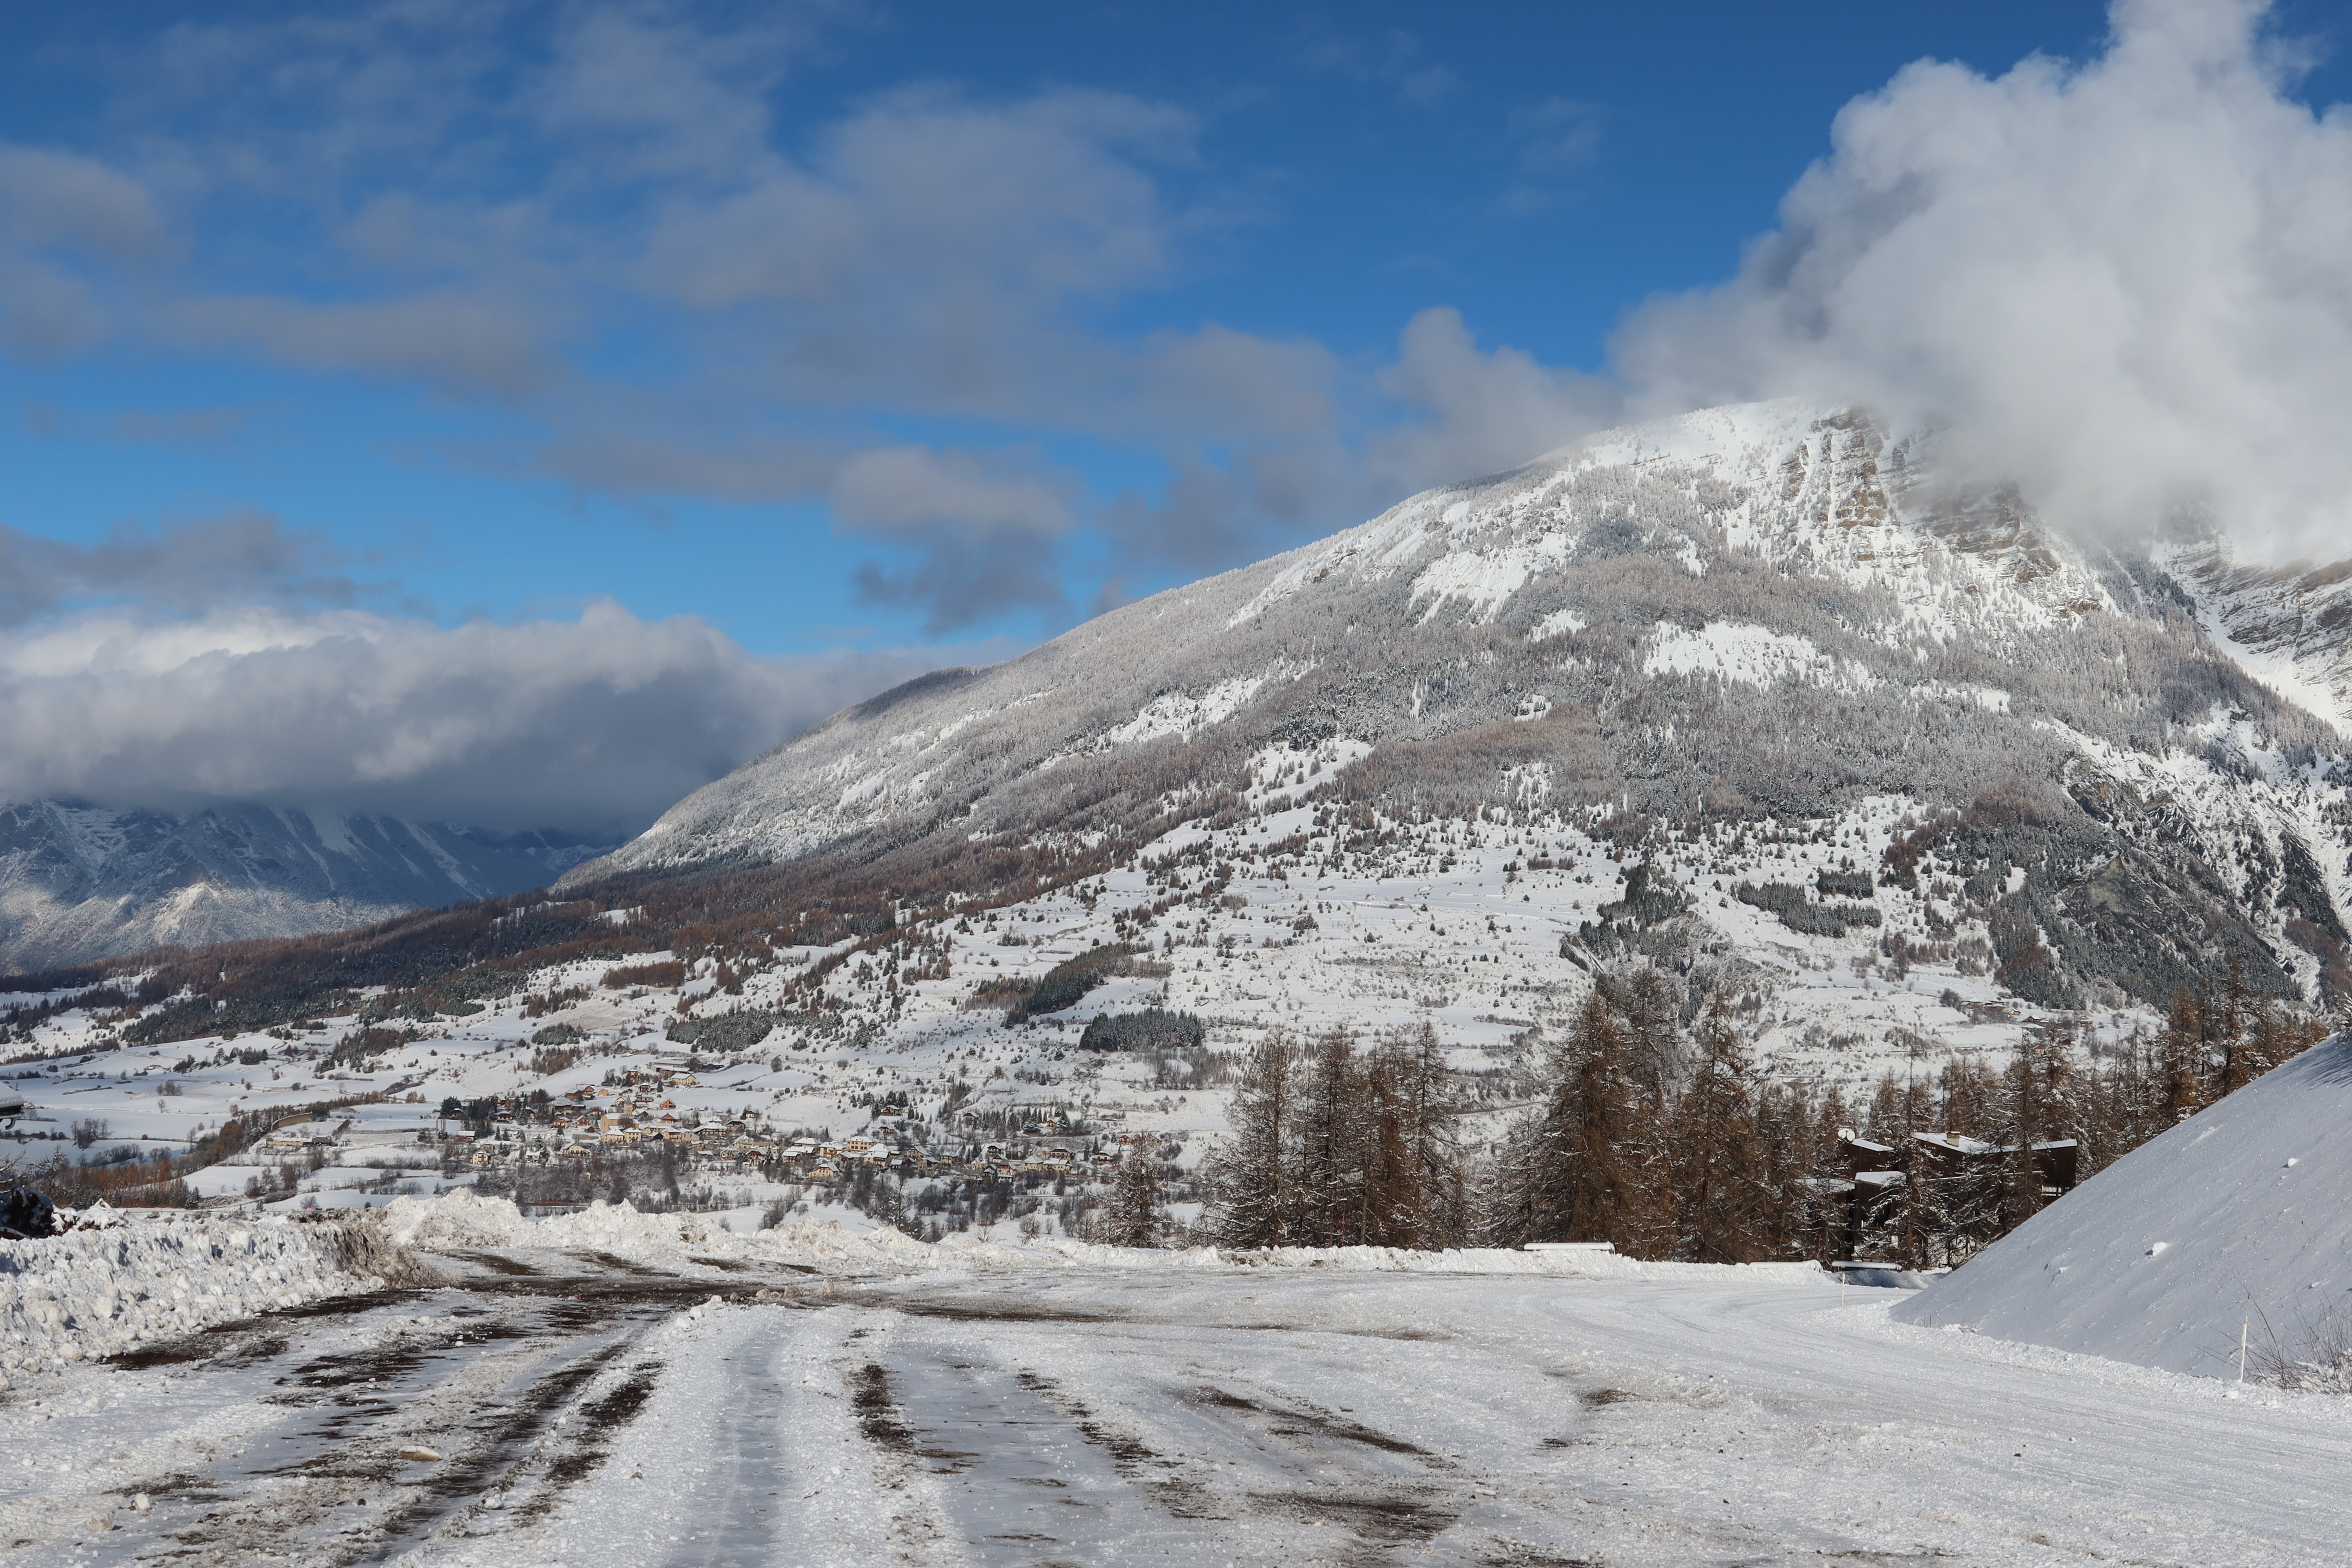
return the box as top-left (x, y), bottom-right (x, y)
top-left (9, 1253), bottom-right (2347, 1566)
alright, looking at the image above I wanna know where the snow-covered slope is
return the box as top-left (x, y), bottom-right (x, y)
top-left (2163, 544), bottom-right (2352, 735)
top-left (0, 801), bottom-right (616, 971)
top-left (1893, 1028), bottom-right (2352, 1379)
top-left (586, 403), bottom-right (2168, 879)
top-left (566, 400), bottom-right (2352, 1020)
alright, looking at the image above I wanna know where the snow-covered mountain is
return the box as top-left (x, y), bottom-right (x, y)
top-left (567, 400), bottom-right (2352, 1021)
top-left (2162, 544), bottom-right (2352, 736)
top-left (0, 801), bottom-right (616, 972)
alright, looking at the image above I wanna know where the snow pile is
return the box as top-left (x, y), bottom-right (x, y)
top-left (1894, 1030), bottom-right (2352, 1378)
top-left (380, 1191), bottom-right (941, 1272)
top-left (380, 1192), bottom-right (1827, 1286)
top-left (0, 1216), bottom-right (361, 1380)
top-left (1029, 1235), bottom-right (1824, 1280)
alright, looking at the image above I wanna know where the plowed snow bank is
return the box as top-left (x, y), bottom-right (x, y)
top-left (380, 1191), bottom-right (1825, 1283)
top-left (1895, 1029), bottom-right (2352, 1378)
top-left (380, 1190), bottom-right (940, 1269)
top-left (0, 1215), bottom-right (364, 1380)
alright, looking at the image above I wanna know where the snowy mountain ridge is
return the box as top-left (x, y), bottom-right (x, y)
top-left (594, 401), bottom-right (2319, 880)
top-left (563, 401), bottom-right (2350, 1037)
top-left (2162, 542), bottom-right (2352, 735)
top-left (1230, 401), bottom-right (2119, 644)
top-left (0, 800), bottom-right (616, 972)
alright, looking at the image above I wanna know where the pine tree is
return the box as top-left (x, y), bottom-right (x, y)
top-left (2240, 999), bottom-right (2317, 1085)
top-left (2160, 988), bottom-right (2208, 1122)
top-left (1999, 1026), bottom-right (2070, 1234)
top-left (1105, 1143), bottom-right (1162, 1248)
top-left (1358, 1041), bottom-right (1417, 1247)
top-left (1511, 992), bottom-right (1640, 1249)
top-left (1398, 1020), bottom-right (1468, 1245)
top-left (1206, 1032), bottom-right (1297, 1246)
top-left (2214, 959), bottom-right (2253, 1096)
top-left (1479, 1105), bottom-right (1546, 1247)
top-left (1354, 1022), bottom-right (1469, 1249)
top-left (1779, 1079), bottom-right (1848, 1261)
top-left (1896, 1053), bottom-right (1925, 1269)
top-left (1614, 971), bottom-right (1681, 1257)
top-left (1294, 1028), bottom-right (1363, 1246)
top-left (2082, 1026), bottom-right (2165, 1176)
top-left (1667, 998), bottom-right (1770, 1262)
top-left (1617, 968), bottom-right (1684, 1104)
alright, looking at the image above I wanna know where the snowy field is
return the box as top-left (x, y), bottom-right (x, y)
top-left (0, 1201), bottom-right (2344, 1566)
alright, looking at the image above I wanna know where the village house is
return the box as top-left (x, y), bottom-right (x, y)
top-left (1826, 1127), bottom-right (2081, 1265)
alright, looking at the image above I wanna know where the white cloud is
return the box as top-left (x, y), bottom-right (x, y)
top-left (832, 445), bottom-right (1078, 631)
top-left (0, 143), bottom-right (169, 358)
top-left (1374, 307), bottom-right (1620, 488)
top-left (1613, 0), bottom-right (2352, 560)
top-left (0, 604), bottom-right (979, 831)
top-left (0, 514), bottom-right (362, 626)
top-left (172, 290), bottom-right (552, 398)
top-left (1502, 98), bottom-right (1605, 213)
top-left (0, 144), bottom-right (166, 260)
top-left (530, 7), bottom-right (789, 183)
top-left (72, 0), bottom-right (2352, 651)
top-left (645, 87), bottom-right (1190, 317)
top-left (1297, 25), bottom-right (1458, 107)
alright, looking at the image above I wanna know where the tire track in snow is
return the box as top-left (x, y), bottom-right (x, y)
top-left (848, 1294), bottom-right (1507, 1567)
top-left (9, 1253), bottom-right (806, 1565)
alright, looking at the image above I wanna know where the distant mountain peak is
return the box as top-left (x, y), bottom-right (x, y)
top-left (0, 802), bottom-right (623, 971)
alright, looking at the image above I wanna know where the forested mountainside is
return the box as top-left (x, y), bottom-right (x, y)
top-left (0, 801), bottom-right (614, 971)
top-left (570, 400), bottom-right (2352, 1016)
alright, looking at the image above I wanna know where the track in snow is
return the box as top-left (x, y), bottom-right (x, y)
top-left (9, 1256), bottom-right (2351, 1566)
top-left (0, 1253), bottom-right (815, 1565)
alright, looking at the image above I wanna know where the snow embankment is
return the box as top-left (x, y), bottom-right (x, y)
top-left (1030, 1235), bottom-right (1824, 1281)
top-left (381, 1191), bottom-right (1828, 1285)
top-left (0, 1214), bottom-right (369, 1382)
top-left (380, 1190), bottom-right (944, 1271)
top-left (1894, 1029), bottom-right (2352, 1378)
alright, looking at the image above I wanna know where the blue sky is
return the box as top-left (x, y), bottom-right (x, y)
top-left (3, 0), bottom-right (2148, 650)
top-left (5, 1), bottom-right (2350, 830)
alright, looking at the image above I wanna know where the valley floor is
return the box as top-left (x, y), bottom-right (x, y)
top-left (3, 1242), bottom-right (2344, 1567)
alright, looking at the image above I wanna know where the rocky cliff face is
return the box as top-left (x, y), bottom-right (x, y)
top-left (0, 802), bottom-right (614, 971)
top-left (564, 401), bottom-right (2349, 1013)
top-left (2162, 546), bottom-right (2352, 735)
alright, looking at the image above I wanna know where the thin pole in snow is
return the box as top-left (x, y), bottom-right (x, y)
top-left (2239, 1319), bottom-right (2249, 1385)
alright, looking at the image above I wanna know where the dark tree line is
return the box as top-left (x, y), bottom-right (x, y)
top-left (1204, 969), bottom-right (2331, 1267)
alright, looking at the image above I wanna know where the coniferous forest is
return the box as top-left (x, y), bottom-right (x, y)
top-left (1204, 971), bottom-right (2327, 1267)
